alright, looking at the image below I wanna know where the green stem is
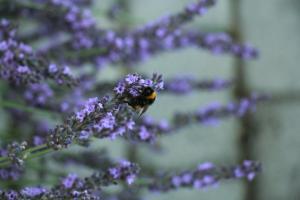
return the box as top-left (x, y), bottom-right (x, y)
top-left (63, 48), bottom-right (107, 59)
top-left (0, 97), bottom-right (118, 168)
top-left (0, 100), bottom-right (57, 116)
top-left (5, 0), bottom-right (61, 12)
top-left (15, 0), bottom-right (44, 10)
top-left (0, 144), bottom-right (53, 168)
top-left (0, 136), bottom-right (100, 168)
top-left (0, 99), bottom-right (58, 167)
top-left (133, 177), bottom-right (153, 187)
top-left (0, 95), bottom-right (57, 167)
top-left (3, 0), bottom-right (107, 18)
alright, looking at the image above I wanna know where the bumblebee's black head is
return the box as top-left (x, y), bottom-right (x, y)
top-left (142, 87), bottom-right (156, 107)
top-left (142, 87), bottom-right (156, 101)
top-left (142, 87), bottom-right (155, 96)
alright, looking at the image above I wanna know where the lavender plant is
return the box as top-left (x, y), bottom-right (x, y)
top-left (0, 0), bottom-right (266, 199)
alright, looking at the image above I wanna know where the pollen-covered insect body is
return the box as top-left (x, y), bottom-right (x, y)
top-left (127, 87), bottom-right (157, 116)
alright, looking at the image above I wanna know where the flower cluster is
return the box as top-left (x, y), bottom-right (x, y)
top-left (0, 73), bottom-right (233, 135)
top-left (75, 2), bottom-right (257, 67)
top-left (5, 141), bottom-right (28, 167)
top-left (114, 73), bottom-right (164, 98)
top-left (0, 149), bottom-right (24, 181)
top-left (95, 75), bottom-right (232, 95)
top-left (0, 75), bottom-right (266, 195)
top-left (124, 116), bottom-right (172, 143)
top-left (0, 165), bottom-right (23, 181)
top-left (0, 159), bottom-right (261, 199)
top-left (0, 0), bottom-right (258, 68)
top-left (149, 160), bottom-right (261, 192)
top-left (0, 160), bottom-right (139, 199)
top-left (0, 74), bottom-right (163, 167)
top-left (46, 0), bottom-right (97, 50)
top-left (0, 19), bottom-right (77, 86)
top-left (47, 95), bottom-right (124, 150)
top-left (164, 75), bottom-right (233, 94)
top-left (174, 93), bottom-right (268, 128)
top-left (108, 160), bottom-right (140, 185)
top-left (200, 32), bottom-right (258, 58)
top-left (15, 75), bottom-right (231, 118)
top-left (120, 94), bottom-right (267, 143)
top-left (24, 83), bottom-right (54, 106)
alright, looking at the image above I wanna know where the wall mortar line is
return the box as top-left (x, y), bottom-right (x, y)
top-left (230, 0), bottom-right (259, 200)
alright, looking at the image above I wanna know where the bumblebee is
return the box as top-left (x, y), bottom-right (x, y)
top-left (127, 87), bottom-right (157, 116)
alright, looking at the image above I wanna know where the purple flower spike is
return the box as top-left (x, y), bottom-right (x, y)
top-left (108, 160), bottom-right (140, 185)
top-left (114, 73), bottom-right (164, 98)
top-left (75, 97), bottom-right (101, 122)
top-left (149, 160), bottom-right (261, 192)
top-left (164, 75), bottom-right (233, 94)
top-left (198, 162), bottom-right (215, 170)
top-left (21, 187), bottom-right (47, 197)
top-left (1, 160), bottom-right (140, 199)
top-left (62, 173), bottom-right (78, 189)
top-left (0, 19), bottom-right (78, 86)
top-left (186, 0), bottom-right (216, 16)
top-left (139, 126), bottom-right (151, 141)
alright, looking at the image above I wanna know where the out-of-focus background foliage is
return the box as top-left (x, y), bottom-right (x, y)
top-left (1, 0), bottom-right (299, 199)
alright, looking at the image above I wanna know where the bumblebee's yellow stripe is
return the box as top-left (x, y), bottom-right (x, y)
top-left (146, 92), bottom-right (157, 100)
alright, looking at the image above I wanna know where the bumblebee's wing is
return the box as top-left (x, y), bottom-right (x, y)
top-left (138, 105), bottom-right (149, 117)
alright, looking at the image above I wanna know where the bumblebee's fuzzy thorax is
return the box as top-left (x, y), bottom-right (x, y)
top-left (146, 91), bottom-right (156, 101)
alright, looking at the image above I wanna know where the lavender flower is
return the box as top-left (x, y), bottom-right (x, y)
top-left (62, 173), bottom-right (78, 189)
top-left (108, 160), bottom-right (140, 185)
top-left (75, 97), bottom-right (101, 123)
top-left (21, 187), bottom-right (47, 198)
top-left (0, 73), bottom-right (163, 166)
top-left (0, 91), bottom-right (265, 169)
top-left (124, 116), bottom-right (172, 143)
top-left (121, 94), bottom-right (267, 143)
top-left (174, 93), bottom-right (268, 128)
top-left (149, 160), bottom-right (261, 192)
top-left (2, 0), bottom-right (258, 70)
top-left (138, 126), bottom-right (151, 141)
top-left (0, 160), bottom-right (260, 197)
top-left (0, 19), bottom-right (77, 86)
top-left (24, 83), bottom-right (54, 106)
top-left (192, 32), bottom-right (258, 58)
top-left (0, 160), bottom-right (139, 199)
top-left (165, 75), bottom-right (233, 94)
top-left (5, 142), bottom-right (28, 166)
top-left (0, 148), bottom-right (23, 181)
top-left (0, 166), bottom-right (23, 181)
top-left (90, 76), bottom-right (232, 97)
top-left (3, 190), bottom-right (18, 200)
top-left (114, 73), bottom-right (164, 99)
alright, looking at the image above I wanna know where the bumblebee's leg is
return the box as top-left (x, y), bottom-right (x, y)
top-left (139, 105), bottom-right (149, 117)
